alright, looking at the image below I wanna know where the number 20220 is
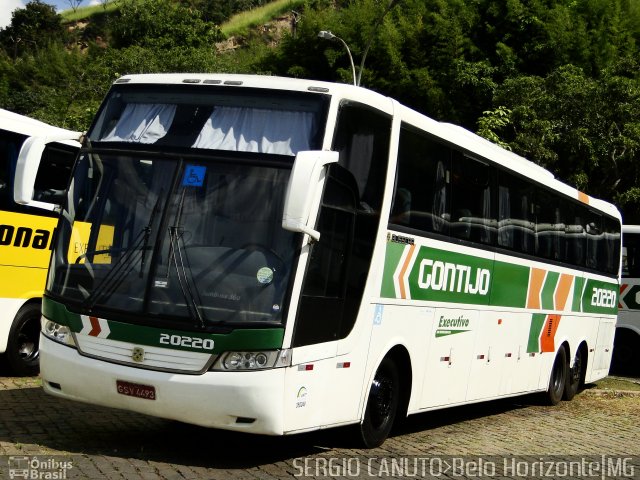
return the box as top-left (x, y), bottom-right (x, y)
top-left (159, 333), bottom-right (214, 350)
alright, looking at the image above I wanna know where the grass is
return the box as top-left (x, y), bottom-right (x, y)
top-left (60, 1), bottom-right (120, 23)
top-left (60, 0), bottom-right (305, 34)
top-left (593, 376), bottom-right (640, 392)
top-left (220, 0), bottom-right (306, 37)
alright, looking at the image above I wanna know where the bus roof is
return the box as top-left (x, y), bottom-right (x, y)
top-left (0, 109), bottom-right (79, 140)
top-left (112, 73), bottom-right (621, 222)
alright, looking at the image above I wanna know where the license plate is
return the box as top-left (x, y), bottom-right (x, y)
top-left (116, 380), bottom-right (156, 400)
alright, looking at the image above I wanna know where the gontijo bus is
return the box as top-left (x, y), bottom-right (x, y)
top-left (16, 74), bottom-right (621, 447)
top-left (0, 109), bottom-right (79, 375)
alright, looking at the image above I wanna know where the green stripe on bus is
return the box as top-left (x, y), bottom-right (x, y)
top-left (572, 276), bottom-right (585, 312)
top-left (490, 261), bottom-right (529, 308)
top-left (435, 329), bottom-right (470, 338)
top-left (42, 296), bottom-right (83, 332)
top-left (527, 313), bottom-right (546, 353)
top-left (105, 320), bottom-right (284, 354)
top-left (42, 297), bottom-right (285, 353)
top-left (380, 240), bottom-right (405, 298)
top-left (541, 271), bottom-right (559, 310)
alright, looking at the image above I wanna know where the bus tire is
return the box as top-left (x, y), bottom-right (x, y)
top-left (545, 347), bottom-right (567, 406)
top-left (564, 346), bottom-right (584, 401)
top-left (5, 303), bottom-right (41, 376)
top-left (359, 357), bottom-right (400, 448)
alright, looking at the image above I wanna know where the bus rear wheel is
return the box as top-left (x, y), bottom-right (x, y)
top-left (564, 346), bottom-right (584, 401)
top-left (545, 347), bottom-right (567, 406)
top-left (359, 357), bottom-right (400, 448)
top-left (5, 303), bottom-right (41, 376)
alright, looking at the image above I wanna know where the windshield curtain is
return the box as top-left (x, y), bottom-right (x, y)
top-left (89, 85), bottom-right (327, 156)
top-left (47, 151), bottom-right (297, 328)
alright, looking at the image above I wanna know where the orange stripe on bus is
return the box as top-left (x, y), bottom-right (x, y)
top-left (527, 268), bottom-right (546, 309)
top-left (540, 314), bottom-right (561, 353)
top-left (578, 191), bottom-right (589, 204)
top-left (398, 244), bottom-right (416, 300)
top-left (554, 274), bottom-right (574, 311)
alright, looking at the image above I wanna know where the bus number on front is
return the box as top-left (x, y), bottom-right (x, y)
top-left (159, 333), bottom-right (215, 350)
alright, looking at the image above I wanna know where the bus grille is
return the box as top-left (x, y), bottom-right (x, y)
top-left (74, 334), bottom-right (213, 373)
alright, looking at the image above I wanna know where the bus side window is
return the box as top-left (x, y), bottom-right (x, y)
top-left (585, 212), bottom-right (603, 270)
top-left (293, 165), bottom-right (357, 347)
top-left (497, 170), bottom-right (535, 256)
top-left (294, 103), bottom-right (391, 347)
top-left (332, 102), bottom-right (390, 212)
top-left (624, 233), bottom-right (640, 277)
top-left (393, 124), bottom-right (450, 235)
top-left (450, 152), bottom-right (494, 245)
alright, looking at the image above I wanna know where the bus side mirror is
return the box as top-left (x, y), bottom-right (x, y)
top-left (14, 133), bottom-right (81, 211)
top-left (282, 150), bottom-right (339, 241)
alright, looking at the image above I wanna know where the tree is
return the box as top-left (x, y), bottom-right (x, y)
top-left (0, 1), bottom-right (65, 58)
top-left (110, 0), bottom-right (223, 50)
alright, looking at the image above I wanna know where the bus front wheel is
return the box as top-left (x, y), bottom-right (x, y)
top-left (359, 357), bottom-right (400, 448)
top-left (5, 303), bottom-right (41, 376)
top-left (545, 347), bottom-right (567, 406)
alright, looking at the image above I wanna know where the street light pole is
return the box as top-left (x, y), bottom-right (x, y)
top-left (318, 30), bottom-right (357, 87)
top-left (357, 0), bottom-right (400, 86)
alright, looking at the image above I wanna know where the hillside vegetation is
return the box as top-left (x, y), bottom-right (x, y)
top-left (1, 0), bottom-right (639, 220)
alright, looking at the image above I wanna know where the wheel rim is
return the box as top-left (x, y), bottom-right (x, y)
top-left (369, 370), bottom-right (394, 429)
top-left (571, 351), bottom-right (582, 384)
top-left (16, 315), bottom-right (40, 364)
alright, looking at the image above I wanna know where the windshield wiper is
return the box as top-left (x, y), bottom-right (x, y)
top-left (80, 232), bottom-right (148, 310)
top-left (80, 194), bottom-right (162, 310)
top-left (166, 188), bottom-right (206, 328)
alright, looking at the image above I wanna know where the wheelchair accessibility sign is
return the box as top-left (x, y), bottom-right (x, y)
top-left (182, 165), bottom-right (207, 187)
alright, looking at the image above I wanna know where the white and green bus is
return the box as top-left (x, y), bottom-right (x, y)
top-left (0, 109), bottom-right (79, 375)
top-left (612, 225), bottom-right (640, 375)
top-left (16, 74), bottom-right (621, 447)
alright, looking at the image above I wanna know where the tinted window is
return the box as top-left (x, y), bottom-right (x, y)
top-left (450, 152), bottom-right (494, 244)
top-left (623, 232), bottom-right (640, 277)
top-left (497, 170), bottom-right (535, 255)
top-left (391, 123), bottom-right (619, 276)
top-left (393, 126), bottom-right (450, 234)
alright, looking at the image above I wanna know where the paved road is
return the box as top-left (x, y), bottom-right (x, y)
top-left (0, 376), bottom-right (639, 479)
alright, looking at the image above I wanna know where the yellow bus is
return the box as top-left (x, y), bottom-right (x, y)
top-left (0, 109), bottom-right (79, 375)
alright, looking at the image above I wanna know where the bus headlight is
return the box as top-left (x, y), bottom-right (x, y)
top-left (211, 349), bottom-right (291, 371)
top-left (42, 318), bottom-right (77, 348)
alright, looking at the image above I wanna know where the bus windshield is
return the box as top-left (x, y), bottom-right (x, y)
top-left (45, 84), bottom-right (330, 329)
top-left (47, 151), bottom-right (298, 328)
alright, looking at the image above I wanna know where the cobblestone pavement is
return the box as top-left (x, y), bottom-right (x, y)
top-left (0, 376), bottom-right (639, 479)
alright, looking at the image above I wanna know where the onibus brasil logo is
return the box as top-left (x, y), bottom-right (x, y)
top-left (8, 456), bottom-right (72, 479)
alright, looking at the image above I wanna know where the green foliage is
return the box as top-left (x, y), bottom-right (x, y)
top-left (490, 61), bottom-right (640, 218)
top-left (477, 107), bottom-right (512, 151)
top-left (110, 0), bottom-right (223, 49)
top-left (221, 0), bottom-right (306, 37)
top-left (0, 1), bottom-right (66, 58)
